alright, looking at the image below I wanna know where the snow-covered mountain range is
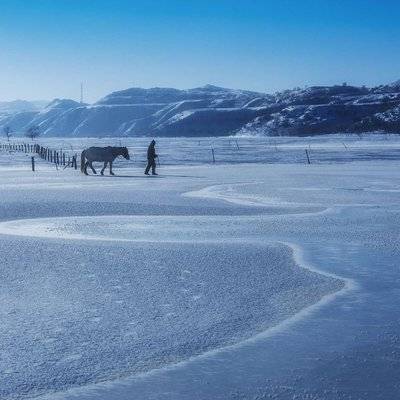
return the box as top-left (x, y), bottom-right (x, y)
top-left (1, 82), bottom-right (400, 137)
top-left (0, 99), bottom-right (48, 114)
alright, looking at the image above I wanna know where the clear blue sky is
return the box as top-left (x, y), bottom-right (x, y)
top-left (1, 0), bottom-right (399, 102)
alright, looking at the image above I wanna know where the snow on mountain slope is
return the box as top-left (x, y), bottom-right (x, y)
top-left (0, 111), bottom-right (39, 132)
top-left (2, 81), bottom-right (400, 137)
top-left (0, 99), bottom-right (48, 114)
top-left (0, 99), bottom-right (81, 136)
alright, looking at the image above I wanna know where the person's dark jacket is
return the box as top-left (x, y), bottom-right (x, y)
top-left (147, 143), bottom-right (157, 160)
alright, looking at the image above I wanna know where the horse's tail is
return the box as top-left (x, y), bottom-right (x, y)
top-left (80, 150), bottom-right (86, 173)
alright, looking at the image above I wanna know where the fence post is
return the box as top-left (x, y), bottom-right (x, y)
top-left (31, 157), bottom-right (35, 172)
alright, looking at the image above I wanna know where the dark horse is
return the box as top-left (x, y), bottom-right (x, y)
top-left (81, 146), bottom-right (130, 175)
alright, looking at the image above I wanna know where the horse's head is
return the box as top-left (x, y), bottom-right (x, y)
top-left (120, 147), bottom-right (130, 160)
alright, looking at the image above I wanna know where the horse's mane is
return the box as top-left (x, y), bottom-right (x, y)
top-left (110, 146), bottom-right (127, 156)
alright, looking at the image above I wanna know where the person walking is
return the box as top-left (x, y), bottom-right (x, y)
top-left (145, 139), bottom-right (158, 175)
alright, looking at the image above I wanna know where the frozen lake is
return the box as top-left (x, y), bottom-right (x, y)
top-left (0, 135), bottom-right (399, 399)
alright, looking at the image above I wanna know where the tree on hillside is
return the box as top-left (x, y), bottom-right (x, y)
top-left (25, 125), bottom-right (41, 140)
top-left (3, 126), bottom-right (12, 141)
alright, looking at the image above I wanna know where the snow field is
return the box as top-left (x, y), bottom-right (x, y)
top-left (0, 137), bottom-right (398, 399)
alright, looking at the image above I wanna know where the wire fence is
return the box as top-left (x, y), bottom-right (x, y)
top-left (0, 142), bottom-right (78, 171)
top-left (1, 134), bottom-right (400, 172)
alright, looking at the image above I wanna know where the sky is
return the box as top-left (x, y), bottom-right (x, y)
top-left (0, 0), bottom-right (400, 103)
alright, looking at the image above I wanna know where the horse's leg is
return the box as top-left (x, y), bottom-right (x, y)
top-left (84, 161), bottom-right (89, 175)
top-left (101, 162), bottom-right (107, 175)
top-left (89, 162), bottom-right (97, 174)
top-left (109, 161), bottom-right (114, 175)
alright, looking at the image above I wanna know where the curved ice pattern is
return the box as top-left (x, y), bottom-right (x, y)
top-left (185, 179), bottom-right (400, 209)
top-left (0, 214), bottom-right (305, 242)
top-left (0, 235), bottom-right (345, 400)
top-left (185, 183), bottom-right (294, 207)
top-left (0, 209), bottom-right (348, 400)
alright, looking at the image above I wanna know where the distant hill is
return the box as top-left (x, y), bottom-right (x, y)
top-left (0, 100), bottom-right (48, 114)
top-left (1, 82), bottom-right (400, 137)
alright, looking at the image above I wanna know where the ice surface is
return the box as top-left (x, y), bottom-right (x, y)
top-left (0, 136), bottom-right (399, 399)
top-left (0, 238), bottom-right (341, 399)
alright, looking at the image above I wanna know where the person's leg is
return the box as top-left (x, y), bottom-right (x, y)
top-left (145, 160), bottom-right (151, 174)
top-left (151, 159), bottom-right (157, 175)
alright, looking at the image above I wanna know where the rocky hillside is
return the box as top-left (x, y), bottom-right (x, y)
top-left (1, 82), bottom-right (400, 137)
top-left (240, 82), bottom-right (400, 136)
